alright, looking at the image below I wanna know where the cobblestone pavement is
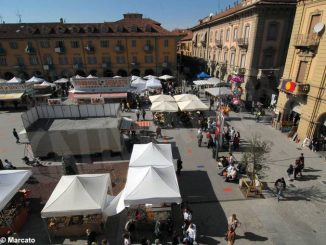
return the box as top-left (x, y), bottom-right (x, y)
top-left (1, 107), bottom-right (326, 244)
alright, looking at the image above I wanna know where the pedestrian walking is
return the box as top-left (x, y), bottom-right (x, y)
top-left (176, 158), bottom-right (183, 176)
top-left (12, 128), bottom-right (20, 143)
top-left (293, 159), bottom-right (301, 179)
top-left (298, 153), bottom-right (305, 176)
top-left (135, 108), bottom-right (140, 121)
top-left (287, 164), bottom-right (294, 181)
top-left (274, 177), bottom-right (286, 201)
top-left (142, 108), bottom-right (146, 121)
top-left (226, 226), bottom-right (236, 245)
top-left (156, 126), bottom-right (162, 139)
top-left (197, 132), bottom-right (203, 147)
top-left (228, 214), bottom-right (241, 231)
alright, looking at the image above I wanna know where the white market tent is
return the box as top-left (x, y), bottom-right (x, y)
top-left (131, 77), bottom-right (147, 92)
top-left (130, 75), bottom-right (140, 82)
top-left (7, 77), bottom-right (22, 84)
top-left (146, 78), bottom-right (162, 89)
top-left (143, 75), bottom-right (157, 80)
top-left (151, 101), bottom-right (178, 112)
top-left (87, 74), bottom-right (97, 78)
top-left (173, 94), bottom-right (200, 102)
top-left (26, 76), bottom-right (44, 84)
top-left (193, 77), bottom-right (223, 86)
top-left (0, 170), bottom-right (32, 211)
top-left (177, 100), bottom-right (209, 111)
top-left (103, 143), bottom-right (181, 216)
top-left (38, 81), bottom-right (56, 87)
top-left (54, 78), bottom-right (69, 84)
top-left (205, 87), bottom-right (232, 97)
top-left (149, 94), bottom-right (175, 103)
top-left (41, 174), bottom-right (111, 218)
top-left (0, 78), bottom-right (7, 83)
top-left (75, 75), bottom-right (84, 79)
top-left (113, 75), bottom-right (122, 78)
top-left (159, 75), bottom-right (174, 80)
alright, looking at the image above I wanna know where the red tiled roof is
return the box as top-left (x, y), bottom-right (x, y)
top-left (0, 14), bottom-right (177, 38)
top-left (181, 31), bottom-right (193, 41)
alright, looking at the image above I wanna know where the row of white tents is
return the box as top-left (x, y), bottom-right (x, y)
top-left (149, 94), bottom-right (209, 112)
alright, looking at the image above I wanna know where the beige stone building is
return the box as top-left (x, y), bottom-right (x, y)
top-left (190, 0), bottom-right (296, 105)
top-left (179, 31), bottom-right (193, 57)
top-left (275, 0), bottom-right (326, 149)
top-left (0, 13), bottom-right (178, 81)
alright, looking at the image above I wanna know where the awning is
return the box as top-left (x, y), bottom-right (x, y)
top-left (135, 121), bottom-right (151, 128)
top-left (31, 93), bottom-right (52, 98)
top-left (292, 105), bottom-right (301, 114)
top-left (0, 93), bottom-right (24, 101)
top-left (72, 93), bottom-right (127, 99)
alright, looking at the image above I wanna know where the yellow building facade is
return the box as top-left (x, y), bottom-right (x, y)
top-left (275, 0), bottom-right (326, 149)
top-left (0, 14), bottom-right (178, 81)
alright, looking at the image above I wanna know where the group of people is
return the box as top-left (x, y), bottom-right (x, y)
top-left (224, 126), bottom-right (241, 151)
top-left (180, 208), bottom-right (196, 244)
top-left (218, 153), bottom-right (242, 182)
top-left (286, 153), bottom-right (305, 180)
top-left (135, 108), bottom-right (147, 121)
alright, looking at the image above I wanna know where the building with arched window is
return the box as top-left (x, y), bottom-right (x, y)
top-left (0, 13), bottom-right (178, 81)
top-left (275, 0), bottom-right (326, 150)
top-left (190, 0), bottom-right (296, 105)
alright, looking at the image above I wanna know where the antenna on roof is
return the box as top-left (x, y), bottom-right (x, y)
top-left (16, 11), bottom-right (22, 23)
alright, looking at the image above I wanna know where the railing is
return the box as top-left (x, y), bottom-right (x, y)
top-left (294, 34), bottom-right (320, 48)
top-left (215, 39), bottom-right (222, 48)
top-left (237, 38), bottom-right (249, 49)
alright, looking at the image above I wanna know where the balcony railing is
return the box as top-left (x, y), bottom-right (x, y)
top-left (237, 38), bottom-right (249, 49)
top-left (294, 34), bottom-right (320, 48)
top-left (115, 45), bottom-right (124, 52)
top-left (144, 44), bottom-right (153, 52)
top-left (55, 47), bottom-right (65, 53)
top-left (215, 39), bottom-right (222, 48)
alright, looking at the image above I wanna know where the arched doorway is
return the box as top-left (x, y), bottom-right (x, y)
top-left (75, 70), bottom-right (86, 77)
top-left (116, 69), bottom-right (127, 77)
top-left (4, 72), bottom-right (14, 80)
top-left (130, 69), bottom-right (140, 76)
top-left (283, 99), bottom-right (301, 125)
top-left (89, 69), bottom-right (97, 76)
top-left (144, 69), bottom-right (155, 76)
top-left (103, 69), bottom-right (113, 77)
top-left (161, 69), bottom-right (172, 75)
top-left (314, 113), bottom-right (326, 151)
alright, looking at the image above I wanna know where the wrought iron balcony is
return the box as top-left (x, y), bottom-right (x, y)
top-left (55, 47), bottom-right (65, 53)
top-left (237, 38), bottom-right (248, 49)
top-left (294, 34), bottom-right (320, 48)
top-left (215, 39), bottom-right (223, 48)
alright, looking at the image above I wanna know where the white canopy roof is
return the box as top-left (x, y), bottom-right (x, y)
top-left (194, 77), bottom-right (222, 86)
top-left (130, 143), bottom-right (173, 167)
top-left (0, 170), bottom-right (32, 211)
top-left (113, 75), bottom-right (122, 78)
top-left (75, 75), bottom-right (84, 79)
top-left (26, 76), bottom-right (44, 83)
top-left (177, 100), bottom-right (209, 111)
top-left (87, 74), bottom-right (98, 78)
top-left (0, 78), bottom-right (7, 83)
top-left (41, 174), bottom-right (111, 218)
top-left (131, 78), bottom-right (147, 93)
top-left (130, 75), bottom-right (140, 82)
top-left (173, 94), bottom-right (200, 102)
top-left (143, 75), bottom-right (158, 80)
top-left (146, 78), bottom-right (162, 89)
top-left (124, 165), bottom-right (181, 206)
top-left (103, 143), bottom-right (181, 215)
top-left (149, 94), bottom-right (175, 103)
top-left (38, 81), bottom-right (56, 87)
top-left (205, 87), bottom-right (232, 97)
top-left (151, 101), bottom-right (179, 112)
top-left (54, 78), bottom-right (69, 84)
top-left (159, 75), bottom-right (174, 80)
top-left (7, 77), bottom-right (22, 83)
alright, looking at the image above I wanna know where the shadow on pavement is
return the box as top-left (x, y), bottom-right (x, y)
top-left (237, 231), bottom-right (268, 242)
top-left (178, 171), bottom-right (228, 243)
top-left (285, 186), bottom-right (326, 202)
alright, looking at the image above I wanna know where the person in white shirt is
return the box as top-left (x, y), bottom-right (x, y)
top-left (185, 223), bottom-right (196, 244)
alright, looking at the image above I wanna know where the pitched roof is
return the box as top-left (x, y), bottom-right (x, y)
top-left (0, 14), bottom-right (177, 38)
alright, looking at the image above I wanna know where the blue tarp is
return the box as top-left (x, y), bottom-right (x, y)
top-left (197, 72), bottom-right (210, 79)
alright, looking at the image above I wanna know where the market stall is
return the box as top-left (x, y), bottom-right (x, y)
top-left (104, 143), bottom-right (181, 224)
top-left (0, 170), bottom-right (32, 236)
top-left (41, 174), bottom-right (112, 238)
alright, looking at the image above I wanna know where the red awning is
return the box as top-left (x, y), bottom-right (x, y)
top-left (72, 93), bottom-right (127, 99)
top-left (135, 121), bottom-right (151, 127)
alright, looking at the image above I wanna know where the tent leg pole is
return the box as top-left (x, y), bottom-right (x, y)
top-left (42, 218), bottom-right (52, 244)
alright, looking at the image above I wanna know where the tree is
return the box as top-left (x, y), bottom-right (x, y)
top-left (242, 134), bottom-right (272, 184)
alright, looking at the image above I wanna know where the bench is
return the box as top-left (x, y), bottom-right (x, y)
top-left (239, 175), bottom-right (263, 198)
